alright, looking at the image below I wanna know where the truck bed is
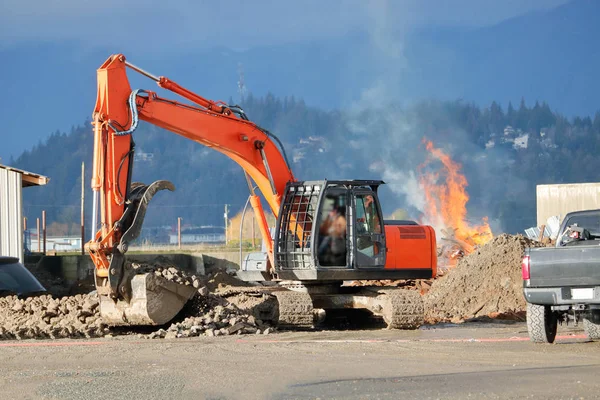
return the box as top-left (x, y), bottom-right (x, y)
top-left (527, 245), bottom-right (600, 287)
top-left (525, 245), bottom-right (600, 306)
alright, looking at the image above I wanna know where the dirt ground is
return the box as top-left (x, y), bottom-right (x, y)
top-left (0, 322), bottom-right (598, 400)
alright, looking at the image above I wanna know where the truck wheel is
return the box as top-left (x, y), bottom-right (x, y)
top-left (583, 318), bottom-right (600, 340)
top-left (526, 303), bottom-right (558, 343)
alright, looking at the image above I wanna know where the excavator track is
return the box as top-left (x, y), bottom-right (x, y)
top-left (272, 291), bottom-right (314, 329)
top-left (378, 289), bottom-right (424, 329)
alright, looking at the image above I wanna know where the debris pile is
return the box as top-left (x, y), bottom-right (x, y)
top-left (0, 256), bottom-right (273, 340)
top-left (424, 234), bottom-right (543, 323)
top-left (125, 260), bottom-right (274, 338)
top-left (147, 293), bottom-right (274, 339)
top-left (0, 294), bottom-right (107, 339)
top-left (129, 259), bottom-right (209, 295)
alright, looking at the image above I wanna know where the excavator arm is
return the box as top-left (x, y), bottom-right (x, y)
top-left (86, 54), bottom-right (295, 324)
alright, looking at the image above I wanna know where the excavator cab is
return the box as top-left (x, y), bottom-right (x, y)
top-left (273, 180), bottom-right (390, 281)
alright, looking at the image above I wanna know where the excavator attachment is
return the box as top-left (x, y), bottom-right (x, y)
top-left (99, 273), bottom-right (197, 326)
top-left (94, 180), bottom-right (196, 326)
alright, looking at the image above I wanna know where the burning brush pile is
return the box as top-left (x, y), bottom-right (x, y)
top-left (418, 140), bottom-right (493, 271)
top-left (410, 141), bottom-right (544, 322)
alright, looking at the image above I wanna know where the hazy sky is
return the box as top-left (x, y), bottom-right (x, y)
top-left (1, 0), bottom-right (568, 51)
top-left (0, 0), bottom-right (573, 161)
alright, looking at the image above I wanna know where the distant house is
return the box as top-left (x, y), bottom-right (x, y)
top-left (503, 125), bottom-right (516, 137)
top-left (29, 232), bottom-right (82, 252)
top-left (169, 226), bottom-right (225, 245)
top-left (513, 134), bottom-right (529, 149)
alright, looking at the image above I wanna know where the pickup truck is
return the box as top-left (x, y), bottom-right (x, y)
top-left (523, 209), bottom-right (600, 343)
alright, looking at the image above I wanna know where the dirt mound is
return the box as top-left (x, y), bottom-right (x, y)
top-left (424, 234), bottom-right (543, 323)
top-left (0, 294), bottom-right (107, 339)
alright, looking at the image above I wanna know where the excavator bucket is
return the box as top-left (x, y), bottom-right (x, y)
top-left (99, 273), bottom-right (197, 326)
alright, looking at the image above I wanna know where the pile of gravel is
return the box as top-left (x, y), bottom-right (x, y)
top-left (146, 294), bottom-right (274, 339)
top-left (424, 234), bottom-right (544, 323)
top-left (0, 294), bottom-right (107, 340)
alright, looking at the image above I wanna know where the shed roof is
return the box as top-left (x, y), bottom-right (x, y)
top-left (0, 164), bottom-right (49, 187)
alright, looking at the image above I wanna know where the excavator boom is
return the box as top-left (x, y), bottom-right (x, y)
top-left (87, 54), bottom-right (295, 325)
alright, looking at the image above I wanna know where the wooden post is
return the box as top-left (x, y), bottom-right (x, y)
top-left (36, 218), bottom-right (40, 252)
top-left (42, 210), bottom-right (46, 254)
top-left (177, 217), bottom-right (182, 249)
top-left (23, 217), bottom-right (27, 231)
top-left (81, 162), bottom-right (85, 255)
top-left (538, 224), bottom-right (546, 242)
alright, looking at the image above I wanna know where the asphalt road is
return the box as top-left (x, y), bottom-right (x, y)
top-left (0, 322), bottom-right (598, 400)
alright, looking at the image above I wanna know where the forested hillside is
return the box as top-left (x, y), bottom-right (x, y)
top-left (12, 94), bottom-right (600, 240)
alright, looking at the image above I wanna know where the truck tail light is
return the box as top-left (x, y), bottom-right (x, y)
top-left (521, 255), bottom-right (530, 280)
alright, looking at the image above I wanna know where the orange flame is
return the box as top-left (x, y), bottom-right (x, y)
top-left (419, 139), bottom-right (492, 255)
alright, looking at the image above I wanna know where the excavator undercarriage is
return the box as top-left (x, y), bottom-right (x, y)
top-left (215, 283), bottom-right (424, 330)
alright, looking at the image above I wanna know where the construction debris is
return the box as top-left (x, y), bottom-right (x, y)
top-left (123, 258), bottom-right (273, 338)
top-left (129, 257), bottom-right (203, 289)
top-left (0, 256), bottom-right (272, 340)
top-left (0, 293), bottom-right (107, 340)
top-left (424, 234), bottom-right (544, 323)
top-left (146, 294), bottom-right (273, 339)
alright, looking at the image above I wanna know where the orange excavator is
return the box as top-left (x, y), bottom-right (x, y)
top-left (86, 54), bottom-right (437, 328)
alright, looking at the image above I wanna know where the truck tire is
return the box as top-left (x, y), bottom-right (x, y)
top-left (526, 303), bottom-right (558, 343)
top-left (583, 318), bottom-right (600, 340)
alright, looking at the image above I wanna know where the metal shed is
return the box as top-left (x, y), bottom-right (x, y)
top-left (536, 182), bottom-right (600, 227)
top-left (0, 164), bottom-right (49, 261)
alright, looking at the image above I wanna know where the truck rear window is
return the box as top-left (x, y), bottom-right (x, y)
top-left (564, 215), bottom-right (600, 235)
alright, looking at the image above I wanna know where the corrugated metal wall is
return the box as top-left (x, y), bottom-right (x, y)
top-left (0, 168), bottom-right (23, 261)
top-left (537, 183), bottom-right (600, 227)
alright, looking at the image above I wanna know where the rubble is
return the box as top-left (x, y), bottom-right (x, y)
top-left (128, 257), bottom-right (203, 290)
top-left (0, 257), bottom-right (273, 341)
top-left (146, 294), bottom-right (274, 339)
top-left (125, 259), bottom-right (274, 338)
top-left (0, 293), bottom-right (107, 340)
top-left (424, 234), bottom-right (544, 323)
